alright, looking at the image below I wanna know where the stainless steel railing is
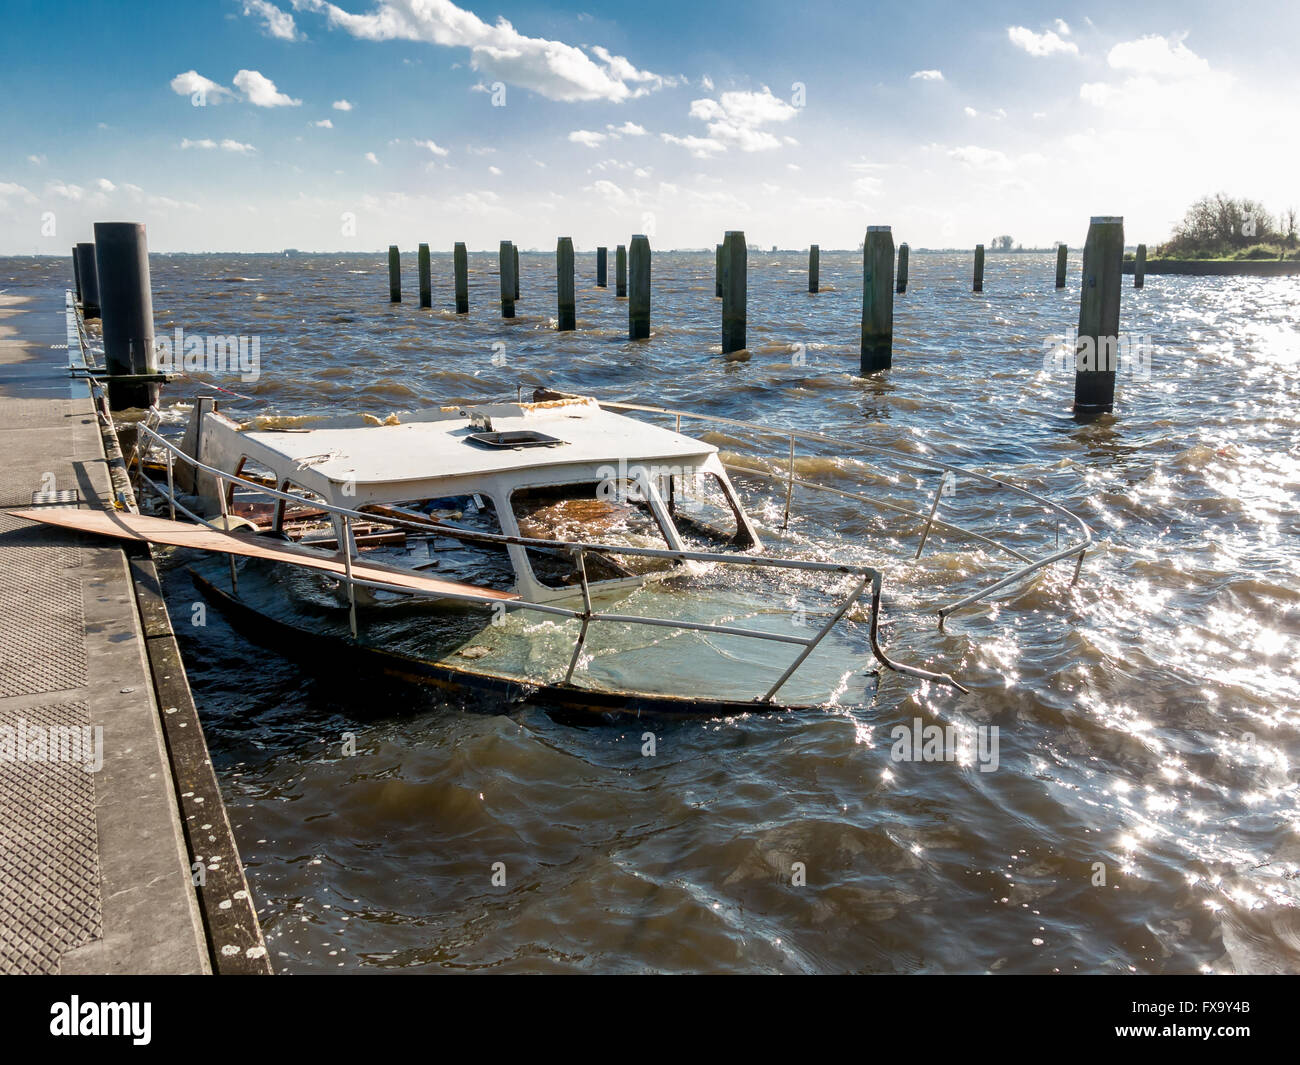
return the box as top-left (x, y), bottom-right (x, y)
top-left (596, 400), bottom-right (1092, 628)
top-left (131, 420), bottom-right (969, 701)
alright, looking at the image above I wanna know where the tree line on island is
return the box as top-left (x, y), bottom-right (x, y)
top-left (1158, 193), bottom-right (1299, 261)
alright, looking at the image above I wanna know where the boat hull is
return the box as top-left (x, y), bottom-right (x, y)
top-left (188, 571), bottom-right (817, 719)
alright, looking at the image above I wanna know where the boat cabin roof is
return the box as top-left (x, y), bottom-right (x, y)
top-left (230, 397), bottom-right (717, 493)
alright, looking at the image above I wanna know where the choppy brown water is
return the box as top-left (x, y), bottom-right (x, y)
top-left (5, 250), bottom-right (1298, 973)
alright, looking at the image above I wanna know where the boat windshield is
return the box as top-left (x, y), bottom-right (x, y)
top-left (511, 481), bottom-right (675, 589)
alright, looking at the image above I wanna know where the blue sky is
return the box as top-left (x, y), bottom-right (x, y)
top-left (2, 0), bottom-right (1298, 252)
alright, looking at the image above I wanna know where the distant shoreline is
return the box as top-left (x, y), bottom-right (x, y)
top-left (1123, 258), bottom-right (1300, 277)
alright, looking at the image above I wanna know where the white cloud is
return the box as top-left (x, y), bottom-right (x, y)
top-left (47, 181), bottom-right (86, 201)
top-left (312, 118), bottom-right (333, 128)
top-left (589, 179), bottom-right (631, 208)
top-left (1082, 37), bottom-right (1220, 113)
top-left (413, 138), bottom-right (449, 156)
top-left (568, 129), bottom-right (607, 147)
top-left (364, 151), bottom-right (379, 165)
top-left (293, 0), bottom-right (673, 103)
top-left (242, 0), bottom-right (299, 40)
top-left (233, 69), bottom-right (301, 107)
top-left (95, 178), bottom-right (116, 192)
top-left (488, 165), bottom-right (502, 176)
top-left (1007, 26), bottom-right (1079, 57)
top-left (963, 106), bottom-right (977, 117)
top-left (910, 69), bottom-right (944, 81)
top-left (169, 70), bottom-right (233, 102)
top-left (180, 138), bottom-right (256, 153)
top-left (26, 154), bottom-right (45, 165)
top-left (683, 87), bottom-right (798, 152)
top-left (1107, 35), bottom-right (1210, 78)
top-left (1079, 82), bottom-right (1114, 106)
top-left (1054, 19), bottom-right (1071, 36)
top-left (607, 121), bottom-right (647, 136)
top-left (660, 132), bottom-right (724, 158)
top-left (700, 74), bottom-right (714, 91)
top-left (948, 145), bottom-right (1012, 171)
top-left (332, 99), bottom-right (353, 111)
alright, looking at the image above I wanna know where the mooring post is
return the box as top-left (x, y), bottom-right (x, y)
top-left (596, 246), bottom-right (607, 288)
top-left (629, 234), bottom-right (651, 340)
top-left (557, 237), bottom-right (576, 331)
top-left (973, 244), bottom-right (985, 292)
top-left (454, 242), bottom-right (469, 313)
top-left (513, 244), bottom-right (520, 300)
top-left (861, 225), bottom-right (895, 372)
top-left (1134, 243), bottom-right (1146, 288)
top-left (417, 243), bottom-right (431, 308)
top-left (1073, 215), bottom-right (1124, 415)
top-left (499, 241), bottom-right (516, 318)
top-left (896, 243), bottom-right (910, 294)
top-left (615, 244), bottom-right (627, 298)
top-left (388, 245), bottom-right (401, 302)
top-left (71, 246), bottom-right (82, 303)
top-left (808, 244), bottom-right (820, 294)
top-left (94, 221), bottom-right (158, 410)
top-left (715, 243), bottom-right (723, 298)
top-left (722, 230), bottom-right (747, 355)
top-left (1056, 243), bottom-right (1068, 288)
top-left (75, 242), bottom-right (99, 318)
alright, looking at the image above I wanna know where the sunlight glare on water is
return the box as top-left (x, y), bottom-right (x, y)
top-left (5, 249), bottom-right (1297, 973)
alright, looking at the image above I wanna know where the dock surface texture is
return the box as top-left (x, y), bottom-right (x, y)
top-left (0, 287), bottom-right (266, 973)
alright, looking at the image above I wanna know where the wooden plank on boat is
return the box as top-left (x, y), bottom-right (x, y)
top-left (11, 509), bottom-right (519, 601)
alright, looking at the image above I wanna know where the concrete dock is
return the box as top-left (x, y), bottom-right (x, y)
top-left (0, 285), bottom-right (267, 973)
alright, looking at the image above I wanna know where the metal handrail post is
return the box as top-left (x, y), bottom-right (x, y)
top-left (342, 516), bottom-right (358, 639)
top-left (914, 472), bottom-right (948, 560)
top-left (563, 548), bottom-right (593, 684)
top-left (165, 448), bottom-right (175, 521)
top-left (215, 482), bottom-right (238, 594)
top-left (762, 576), bottom-right (869, 702)
top-left (781, 433), bottom-right (795, 530)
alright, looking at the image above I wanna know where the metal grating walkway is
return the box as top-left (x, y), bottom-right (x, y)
top-left (0, 700), bottom-right (102, 973)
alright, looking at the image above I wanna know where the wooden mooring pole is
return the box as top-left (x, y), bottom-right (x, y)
top-left (1134, 243), bottom-right (1146, 288)
top-left (454, 242), bottom-right (469, 313)
top-left (418, 243), bottom-right (431, 308)
top-left (722, 230), bottom-right (746, 355)
top-left (629, 235), bottom-right (651, 339)
top-left (615, 244), bottom-right (627, 298)
top-left (499, 241), bottom-right (516, 318)
top-left (1073, 216), bottom-right (1124, 415)
top-left (715, 243), bottom-right (723, 298)
top-left (596, 246), bottom-right (607, 288)
top-left (557, 237), bottom-right (576, 331)
top-left (973, 244), bottom-right (984, 292)
top-left (861, 225), bottom-right (895, 372)
top-left (808, 244), bottom-right (819, 294)
top-left (388, 245), bottom-right (401, 302)
top-left (1055, 243), bottom-right (1068, 288)
top-left (896, 243), bottom-right (909, 294)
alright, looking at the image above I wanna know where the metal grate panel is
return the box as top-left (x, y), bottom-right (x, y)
top-left (0, 700), bottom-right (102, 973)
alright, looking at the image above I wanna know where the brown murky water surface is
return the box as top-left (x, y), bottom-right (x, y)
top-left (4, 250), bottom-right (1297, 972)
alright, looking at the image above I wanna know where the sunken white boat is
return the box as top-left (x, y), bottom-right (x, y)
top-left (21, 391), bottom-right (1092, 715)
